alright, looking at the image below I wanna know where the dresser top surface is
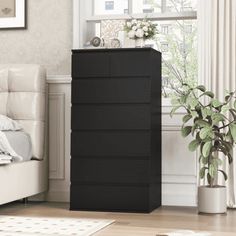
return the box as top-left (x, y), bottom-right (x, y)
top-left (72, 47), bottom-right (161, 54)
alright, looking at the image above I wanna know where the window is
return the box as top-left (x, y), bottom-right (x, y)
top-left (105, 1), bottom-right (114, 10)
top-left (94, 0), bottom-right (128, 15)
top-left (185, 24), bottom-right (192, 33)
top-left (81, 0), bottom-right (197, 97)
top-left (133, 0), bottom-right (162, 13)
top-left (161, 42), bottom-right (169, 52)
top-left (161, 25), bottom-right (170, 34)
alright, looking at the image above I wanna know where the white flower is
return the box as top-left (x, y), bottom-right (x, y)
top-left (128, 30), bottom-right (136, 39)
top-left (132, 26), bottom-right (137, 31)
top-left (131, 19), bottom-right (137, 24)
top-left (143, 26), bottom-right (148, 32)
top-left (135, 29), bottom-right (144, 38)
top-left (126, 22), bottom-right (131, 27)
top-left (145, 32), bottom-right (149, 36)
top-left (137, 23), bottom-right (141, 28)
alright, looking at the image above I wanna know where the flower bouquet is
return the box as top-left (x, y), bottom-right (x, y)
top-left (124, 19), bottom-right (157, 47)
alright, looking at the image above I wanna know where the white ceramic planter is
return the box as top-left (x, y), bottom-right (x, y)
top-left (198, 186), bottom-right (227, 214)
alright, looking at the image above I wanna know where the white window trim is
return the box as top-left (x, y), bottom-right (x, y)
top-left (86, 11), bottom-right (197, 22)
top-left (73, 0), bottom-right (197, 47)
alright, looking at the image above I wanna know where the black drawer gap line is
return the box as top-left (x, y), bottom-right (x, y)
top-left (71, 102), bottom-right (151, 105)
top-left (71, 156), bottom-right (150, 160)
top-left (71, 181), bottom-right (149, 187)
top-left (71, 129), bottom-right (151, 133)
top-left (72, 76), bottom-right (151, 80)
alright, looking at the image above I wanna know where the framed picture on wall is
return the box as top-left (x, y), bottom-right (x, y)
top-left (0, 0), bottom-right (26, 29)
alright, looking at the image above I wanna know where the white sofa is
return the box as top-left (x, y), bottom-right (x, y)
top-left (0, 64), bottom-right (48, 205)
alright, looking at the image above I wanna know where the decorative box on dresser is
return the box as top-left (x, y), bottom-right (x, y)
top-left (70, 48), bottom-right (162, 213)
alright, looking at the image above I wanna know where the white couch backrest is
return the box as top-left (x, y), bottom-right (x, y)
top-left (0, 65), bottom-right (46, 160)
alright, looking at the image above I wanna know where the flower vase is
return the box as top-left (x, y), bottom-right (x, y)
top-left (135, 38), bottom-right (145, 48)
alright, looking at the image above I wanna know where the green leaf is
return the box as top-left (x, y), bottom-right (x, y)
top-left (229, 123), bottom-right (236, 142)
top-left (170, 105), bottom-right (181, 117)
top-left (202, 141), bottom-right (212, 157)
top-left (201, 156), bottom-right (208, 165)
top-left (171, 98), bottom-right (180, 106)
top-left (234, 100), bottom-right (236, 110)
top-left (207, 173), bottom-right (212, 185)
top-left (209, 164), bottom-right (217, 178)
top-left (212, 113), bottom-right (224, 125)
top-left (220, 140), bottom-right (233, 153)
top-left (199, 167), bottom-right (207, 179)
top-left (201, 91), bottom-right (214, 98)
top-left (229, 109), bottom-right (236, 120)
top-left (181, 126), bottom-right (192, 138)
top-left (211, 158), bottom-right (223, 167)
top-left (191, 124), bottom-right (197, 136)
top-left (227, 153), bottom-right (233, 164)
top-left (212, 99), bottom-right (222, 108)
top-left (199, 127), bottom-right (211, 140)
top-left (188, 139), bottom-right (200, 152)
top-left (218, 170), bottom-right (228, 181)
top-left (187, 97), bottom-right (198, 109)
top-left (179, 95), bottom-right (187, 104)
top-left (221, 105), bottom-right (230, 114)
top-left (225, 95), bottom-right (231, 102)
top-left (190, 111), bottom-right (198, 118)
top-left (182, 114), bottom-right (192, 123)
top-left (201, 108), bottom-right (208, 119)
top-left (195, 119), bottom-right (210, 128)
top-left (196, 85), bottom-right (206, 92)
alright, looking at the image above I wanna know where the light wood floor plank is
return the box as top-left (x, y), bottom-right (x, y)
top-left (0, 203), bottom-right (235, 235)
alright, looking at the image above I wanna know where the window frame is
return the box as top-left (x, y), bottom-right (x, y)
top-left (90, 0), bottom-right (197, 20)
top-left (73, 0), bottom-right (197, 105)
top-left (73, 0), bottom-right (197, 48)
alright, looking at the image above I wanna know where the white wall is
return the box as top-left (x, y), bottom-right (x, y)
top-left (162, 100), bottom-right (197, 206)
top-left (46, 81), bottom-right (198, 206)
top-left (0, 0), bottom-right (198, 206)
top-left (0, 0), bottom-right (72, 75)
top-left (46, 77), bottom-right (71, 202)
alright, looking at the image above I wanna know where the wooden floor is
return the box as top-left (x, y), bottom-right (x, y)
top-left (0, 202), bottom-right (236, 235)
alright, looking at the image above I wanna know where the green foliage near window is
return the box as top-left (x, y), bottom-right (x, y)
top-left (157, 19), bottom-right (197, 97)
top-left (170, 81), bottom-right (236, 187)
top-left (152, 0), bottom-right (197, 98)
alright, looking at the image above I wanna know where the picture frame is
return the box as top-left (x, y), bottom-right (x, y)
top-left (0, 0), bottom-right (26, 30)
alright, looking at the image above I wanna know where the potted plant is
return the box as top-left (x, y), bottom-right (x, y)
top-left (170, 79), bottom-right (236, 214)
top-left (124, 19), bottom-right (157, 47)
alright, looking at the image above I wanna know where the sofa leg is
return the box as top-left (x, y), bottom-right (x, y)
top-left (23, 198), bottom-right (28, 204)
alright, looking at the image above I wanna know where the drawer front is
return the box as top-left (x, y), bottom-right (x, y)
top-left (71, 131), bottom-right (151, 156)
top-left (71, 104), bottom-right (150, 130)
top-left (72, 52), bottom-right (109, 78)
top-left (110, 51), bottom-right (151, 77)
top-left (72, 79), bottom-right (151, 103)
top-left (71, 158), bottom-right (150, 184)
top-left (70, 184), bottom-right (149, 212)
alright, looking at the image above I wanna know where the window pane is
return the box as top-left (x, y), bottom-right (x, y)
top-left (132, 0), bottom-right (162, 14)
top-left (94, 19), bottom-right (197, 97)
top-left (94, 0), bottom-right (129, 15)
top-left (154, 20), bottom-right (197, 97)
top-left (165, 0), bottom-right (197, 12)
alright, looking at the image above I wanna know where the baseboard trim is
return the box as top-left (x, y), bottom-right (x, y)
top-left (162, 192), bottom-right (197, 207)
top-left (46, 191), bottom-right (70, 203)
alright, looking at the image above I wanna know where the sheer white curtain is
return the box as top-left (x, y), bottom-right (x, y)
top-left (198, 0), bottom-right (236, 207)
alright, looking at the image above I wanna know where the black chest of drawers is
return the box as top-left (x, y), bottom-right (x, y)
top-left (70, 48), bottom-right (162, 213)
